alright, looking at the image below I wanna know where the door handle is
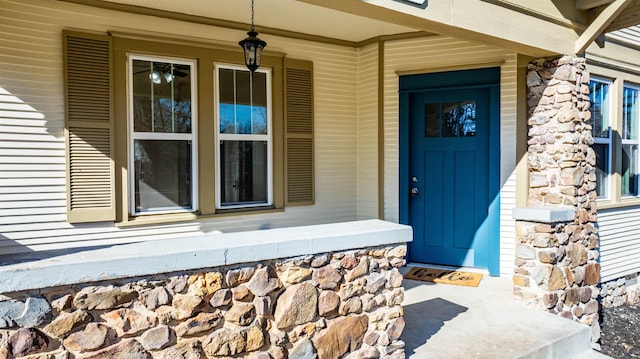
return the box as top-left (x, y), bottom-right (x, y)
top-left (411, 176), bottom-right (419, 197)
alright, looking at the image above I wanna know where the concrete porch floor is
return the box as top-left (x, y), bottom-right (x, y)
top-left (400, 267), bottom-right (612, 359)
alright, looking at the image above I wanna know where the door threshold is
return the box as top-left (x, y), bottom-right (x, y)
top-left (405, 262), bottom-right (490, 277)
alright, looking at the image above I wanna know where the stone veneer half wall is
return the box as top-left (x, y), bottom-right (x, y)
top-left (600, 274), bottom-right (640, 308)
top-left (0, 220), bottom-right (411, 359)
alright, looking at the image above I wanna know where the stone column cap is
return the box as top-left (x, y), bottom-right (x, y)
top-left (512, 206), bottom-right (575, 223)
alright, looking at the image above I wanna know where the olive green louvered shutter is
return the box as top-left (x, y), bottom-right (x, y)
top-left (284, 59), bottom-right (314, 205)
top-left (64, 31), bottom-right (115, 223)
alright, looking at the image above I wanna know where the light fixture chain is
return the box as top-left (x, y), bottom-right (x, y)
top-left (251, 0), bottom-right (255, 31)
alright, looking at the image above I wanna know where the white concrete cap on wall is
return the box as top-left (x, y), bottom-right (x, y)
top-left (0, 220), bottom-right (412, 293)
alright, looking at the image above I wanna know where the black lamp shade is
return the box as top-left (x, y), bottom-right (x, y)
top-left (239, 30), bottom-right (267, 73)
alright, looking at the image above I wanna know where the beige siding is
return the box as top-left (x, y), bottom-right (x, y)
top-left (598, 206), bottom-right (640, 282)
top-left (356, 43), bottom-right (380, 220)
top-left (499, 54), bottom-right (518, 276)
top-left (383, 37), bottom-right (518, 276)
top-left (0, 0), bottom-right (358, 254)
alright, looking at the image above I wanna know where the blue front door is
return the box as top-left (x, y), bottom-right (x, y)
top-left (400, 68), bottom-right (500, 275)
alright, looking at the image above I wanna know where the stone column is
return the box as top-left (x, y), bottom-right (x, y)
top-left (513, 56), bottom-right (601, 343)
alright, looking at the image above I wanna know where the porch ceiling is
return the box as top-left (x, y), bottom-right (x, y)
top-left (91, 0), bottom-right (419, 43)
top-left (64, 0), bottom-right (640, 54)
top-left (91, 0), bottom-right (580, 56)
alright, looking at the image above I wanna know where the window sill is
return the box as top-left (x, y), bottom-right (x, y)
top-left (214, 205), bottom-right (282, 216)
top-left (117, 212), bottom-right (199, 227)
top-left (116, 207), bottom-right (285, 228)
top-left (0, 220), bottom-right (412, 293)
top-left (596, 198), bottom-right (640, 210)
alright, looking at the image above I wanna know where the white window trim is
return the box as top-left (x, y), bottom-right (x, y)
top-left (591, 76), bottom-right (613, 200)
top-left (214, 63), bottom-right (273, 210)
top-left (621, 83), bottom-right (640, 198)
top-left (127, 54), bottom-right (199, 216)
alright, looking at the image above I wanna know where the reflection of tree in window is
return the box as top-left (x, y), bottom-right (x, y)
top-left (252, 106), bottom-right (268, 134)
top-left (443, 102), bottom-right (458, 137)
top-left (459, 101), bottom-right (476, 137)
top-left (442, 101), bottom-right (476, 137)
top-left (219, 69), bottom-right (267, 135)
top-left (219, 104), bottom-right (267, 134)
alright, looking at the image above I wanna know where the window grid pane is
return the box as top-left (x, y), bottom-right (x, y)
top-left (590, 81), bottom-right (610, 139)
top-left (623, 87), bottom-right (638, 140)
top-left (220, 141), bottom-right (268, 205)
top-left (442, 102), bottom-right (458, 137)
top-left (622, 85), bottom-right (640, 197)
top-left (621, 144), bottom-right (638, 197)
top-left (459, 101), bottom-right (476, 137)
top-left (593, 143), bottom-right (609, 199)
top-left (134, 140), bottom-right (192, 212)
top-left (424, 103), bottom-right (440, 138)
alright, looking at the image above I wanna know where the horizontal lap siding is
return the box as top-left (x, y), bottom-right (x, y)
top-left (607, 26), bottom-right (640, 45)
top-left (0, 0), bottom-right (358, 254)
top-left (1, 2), bottom-right (69, 253)
top-left (383, 37), bottom-right (518, 276)
top-left (276, 39), bottom-right (358, 222)
top-left (499, 54), bottom-right (518, 276)
top-left (598, 206), bottom-right (640, 282)
top-left (357, 44), bottom-right (380, 220)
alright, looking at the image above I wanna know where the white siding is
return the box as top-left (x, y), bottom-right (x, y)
top-left (0, 0), bottom-right (359, 254)
top-left (584, 59), bottom-right (640, 283)
top-left (607, 25), bottom-right (640, 46)
top-left (356, 44), bottom-right (380, 220)
top-left (598, 206), bottom-right (640, 282)
top-left (383, 37), bottom-right (518, 276)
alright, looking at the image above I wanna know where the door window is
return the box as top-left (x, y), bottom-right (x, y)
top-left (425, 101), bottom-right (476, 138)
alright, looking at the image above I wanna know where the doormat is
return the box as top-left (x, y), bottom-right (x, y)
top-left (404, 267), bottom-right (483, 287)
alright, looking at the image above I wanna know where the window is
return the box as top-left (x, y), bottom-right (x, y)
top-left (589, 78), bottom-right (612, 199)
top-left (424, 101), bottom-right (477, 138)
top-left (128, 56), bottom-right (197, 214)
top-left (622, 85), bottom-right (640, 197)
top-left (588, 74), bottom-right (640, 206)
top-left (215, 65), bottom-right (272, 209)
top-left (63, 31), bottom-right (314, 223)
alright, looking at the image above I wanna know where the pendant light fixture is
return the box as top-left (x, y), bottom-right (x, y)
top-left (239, 0), bottom-right (266, 73)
